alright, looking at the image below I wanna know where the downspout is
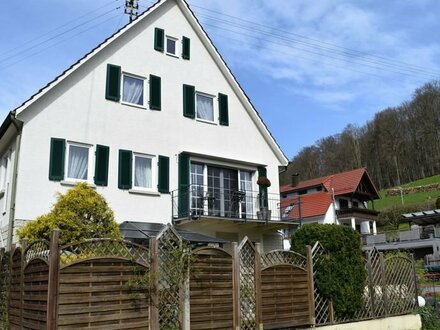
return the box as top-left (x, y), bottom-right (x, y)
top-left (7, 114), bottom-right (23, 251)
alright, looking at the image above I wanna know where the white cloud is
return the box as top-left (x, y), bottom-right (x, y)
top-left (189, 0), bottom-right (440, 110)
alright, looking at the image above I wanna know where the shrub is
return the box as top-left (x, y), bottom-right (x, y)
top-left (377, 200), bottom-right (436, 230)
top-left (436, 196), bottom-right (440, 209)
top-left (290, 224), bottom-right (366, 319)
top-left (17, 183), bottom-right (121, 245)
top-left (418, 305), bottom-right (440, 330)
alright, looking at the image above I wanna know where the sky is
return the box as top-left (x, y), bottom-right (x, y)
top-left (0, 0), bottom-right (439, 159)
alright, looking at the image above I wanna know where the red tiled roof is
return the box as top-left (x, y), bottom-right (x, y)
top-left (280, 192), bottom-right (332, 220)
top-left (280, 167), bottom-right (379, 198)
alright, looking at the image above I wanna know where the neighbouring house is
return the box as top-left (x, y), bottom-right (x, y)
top-left (0, 0), bottom-right (293, 252)
top-left (363, 209), bottom-right (440, 265)
top-left (280, 168), bottom-right (380, 235)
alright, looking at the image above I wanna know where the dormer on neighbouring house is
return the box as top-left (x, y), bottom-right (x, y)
top-left (280, 168), bottom-right (380, 235)
top-left (0, 0), bottom-right (292, 252)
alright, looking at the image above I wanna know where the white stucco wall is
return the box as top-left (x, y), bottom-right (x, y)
top-left (0, 141), bottom-right (16, 248)
top-left (12, 1), bottom-right (285, 230)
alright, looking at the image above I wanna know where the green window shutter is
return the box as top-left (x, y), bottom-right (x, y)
top-left (258, 167), bottom-right (268, 208)
top-left (158, 155), bottom-right (170, 193)
top-left (154, 28), bottom-right (165, 52)
top-left (94, 145), bottom-right (109, 186)
top-left (183, 84), bottom-right (195, 118)
top-left (182, 36), bottom-right (190, 60)
top-left (49, 138), bottom-right (65, 181)
top-left (218, 93), bottom-right (229, 126)
top-left (178, 153), bottom-right (190, 217)
top-left (149, 75), bottom-right (161, 110)
top-left (105, 64), bottom-right (121, 101)
top-left (118, 150), bottom-right (132, 189)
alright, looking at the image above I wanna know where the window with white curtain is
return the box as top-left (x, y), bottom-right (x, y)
top-left (196, 93), bottom-right (214, 122)
top-left (66, 143), bottom-right (91, 181)
top-left (133, 153), bottom-right (154, 189)
top-left (122, 74), bottom-right (145, 106)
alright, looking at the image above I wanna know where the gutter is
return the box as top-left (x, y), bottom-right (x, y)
top-left (6, 112), bottom-right (23, 251)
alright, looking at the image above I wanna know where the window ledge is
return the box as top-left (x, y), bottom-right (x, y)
top-left (129, 189), bottom-right (160, 196)
top-left (195, 118), bottom-right (217, 126)
top-left (166, 53), bottom-right (179, 59)
top-left (121, 101), bottom-right (147, 110)
top-left (61, 180), bottom-right (96, 189)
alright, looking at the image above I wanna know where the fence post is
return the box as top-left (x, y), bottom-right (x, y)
top-left (328, 298), bottom-right (335, 324)
top-left (307, 245), bottom-right (316, 326)
top-left (366, 250), bottom-right (376, 318)
top-left (379, 252), bottom-right (388, 316)
top-left (411, 254), bottom-right (419, 307)
top-left (149, 237), bottom-right (159, 329)
top-left (47, 230), bottom-right (60, 330)
top-left (232, 242), bottom-right (240, 330)
top-left (20, 239), bottom-right (28, 329)
top-left (254, 243), bottom-right (263, 330)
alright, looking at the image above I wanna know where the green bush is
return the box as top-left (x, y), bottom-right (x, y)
top-left (436, 196), bottom-right (440, 209)
top-left (418, 305), bottom-right (440, 330)
top-left (290, 224), bottom-right (366, 319)
top-left (17, 183), bottom-right (121, 245)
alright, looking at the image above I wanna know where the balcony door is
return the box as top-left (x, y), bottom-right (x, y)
top-left (207, 166), bottom-right (239, 218)
top-left (190, 163), bottom-right (253, 219)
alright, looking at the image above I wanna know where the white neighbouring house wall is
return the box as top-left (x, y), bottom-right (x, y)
top-left (0, 0), bottom-right (288, 248)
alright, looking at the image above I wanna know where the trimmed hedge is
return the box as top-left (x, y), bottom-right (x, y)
top-left (291, 224), bottom-right (366, 319)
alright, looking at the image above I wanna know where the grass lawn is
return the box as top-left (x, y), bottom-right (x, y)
top-left (372, 174), bottom-right (440, 211)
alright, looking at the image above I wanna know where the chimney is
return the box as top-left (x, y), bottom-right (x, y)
top-left (291, 173), bottom-right (300, 187)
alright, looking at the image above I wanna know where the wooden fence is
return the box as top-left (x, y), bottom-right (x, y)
top-left (0, 227), bottom-right (419, 329)
top-left (0, 226), bottom-right (316, 330)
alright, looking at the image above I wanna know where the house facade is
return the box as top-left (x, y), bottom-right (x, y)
top-left (0, 0), bottom-right (290, 251)
top-left (280, 168), bottom-right (380, 235)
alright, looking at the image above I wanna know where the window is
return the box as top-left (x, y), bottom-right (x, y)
top-left (0, 154), bottom-right (8, 191)
top-left (66, 142), bottom-right (92, 181)
top-left (122, 74), bottom-right (145, 106)
top-left (190, 163), bottom-right (254, 219)
top-left (133, 153), bottom-right (154, 189)
top-left (166, 36), bottom-right (178, 56)
top-left (339, 199), bottom-right (348, 210)
top-left (196, 93), bottom-right (214, 122)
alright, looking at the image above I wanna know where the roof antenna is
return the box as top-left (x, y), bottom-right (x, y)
top-left (125, 0), bottom-right (139, 22)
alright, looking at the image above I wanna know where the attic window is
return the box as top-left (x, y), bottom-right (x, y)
top-left (166, 36), bottom-right (178, 56)
top-left (122, 74), bottom-right (145, 107)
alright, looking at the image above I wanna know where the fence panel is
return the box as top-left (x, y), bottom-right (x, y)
top-left (190, 247), bottom-right (234, 330)
top-left (22, 259), bottom-right (49, 329)
top-left (8, 248), bottom-right (22, 329)
top-left (238, 238), bottom-right (257, 330)
top-left (58, 239), bottom-right (150, 329)
top-left (0, 249), bottom-right (10, 328)
top-left (261, 250), bottom-right (312, 329)
top-left (384, 255), bottom-right (417, 315)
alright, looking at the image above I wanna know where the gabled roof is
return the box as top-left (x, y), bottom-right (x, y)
top-left (280, 192), bottom-right (332, 220)
top-left (280, 167), bottom-right (380, 199)
top-left (12, 0), bottom-right (287, 164)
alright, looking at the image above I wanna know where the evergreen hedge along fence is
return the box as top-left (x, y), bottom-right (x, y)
top-left (0, 226), bottom-right (418, 330)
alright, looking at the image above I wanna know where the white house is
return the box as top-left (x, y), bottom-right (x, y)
top-left (280, 168), bottom-right (380, 235)
top-left (0, 0), bottom-right (291, 251)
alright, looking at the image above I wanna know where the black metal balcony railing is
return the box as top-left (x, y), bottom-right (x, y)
top-left (171, 184), bottom-right (281, 222)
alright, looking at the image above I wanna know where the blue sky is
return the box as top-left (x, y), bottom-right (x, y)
top-left (0, 0), bottom-right (439, 159)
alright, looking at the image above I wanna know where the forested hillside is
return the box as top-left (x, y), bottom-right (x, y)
top-left (281, 81), bottom-right (440, 190)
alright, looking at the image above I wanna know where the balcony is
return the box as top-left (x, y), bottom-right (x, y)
top-left (336, 207), bottom-right (379, 221)
top-left (171, 184), bottom-right (283, 223)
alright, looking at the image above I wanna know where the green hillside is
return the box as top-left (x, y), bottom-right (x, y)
top-left (373, 174), bottom-right (440, 211)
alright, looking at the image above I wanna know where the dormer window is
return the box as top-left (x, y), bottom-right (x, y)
top-left (166, 36), bottom-right (178, 56)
